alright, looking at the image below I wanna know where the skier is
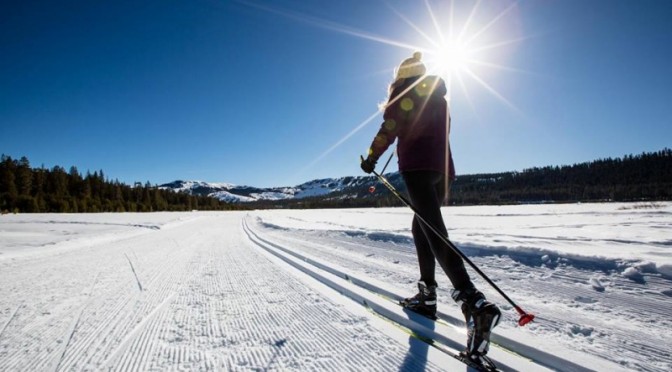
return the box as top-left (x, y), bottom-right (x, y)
top-left (360, 52), bottom-right (501, 364)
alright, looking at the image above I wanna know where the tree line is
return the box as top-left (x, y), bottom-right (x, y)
top-left (0, 155), bottom-right (241, 213)
top-left (2, 148), bottom-right (670, 213)
top-left (249, 148), bottom-right (672, 209)
top-left (448, 148), bottom-right (672, 205)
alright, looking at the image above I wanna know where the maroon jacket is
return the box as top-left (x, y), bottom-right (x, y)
top-left (368, 75), bottom-right (455, 180)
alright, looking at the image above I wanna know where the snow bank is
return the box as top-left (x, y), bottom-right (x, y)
top-left (254, 202), bottom-right (672, 279)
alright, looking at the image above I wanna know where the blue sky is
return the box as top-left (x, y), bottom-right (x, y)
top-left (1, 0), bottom-right (671, 188)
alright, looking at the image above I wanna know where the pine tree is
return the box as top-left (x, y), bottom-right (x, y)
top-left (16, 157), bottom-right (32, 196)
top-left (0, 155), bottom-right (18, 212)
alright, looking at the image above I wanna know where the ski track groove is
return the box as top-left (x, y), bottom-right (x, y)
top-left (0, 304), bottom-right (21, 341)
top-left (243, 220), bottom-right (449, 372)
top-left (251, 215), bottom-right (672, 372)
top-left (107, 235), bottom-right (195, 371)
top-left (20, 304), bottom-right (80, 372)
top-left (1, 241), bottom-right (127, 370)
top-left (63, 235), bottom-right (186, 370)
top-left (245, 220), bottom-right (435, 371)
top-left (0, 219), bottom-right (199, 372)
top-left (53, 270), bottom-right (100, 371)
top-left (61, 290), bottom-right (141, 370)
top-left (0, 259), bottom-right (105, 371)
top-left (52, 293), bottom-right (89, 372)
top-left (6, 211), bottom-right (665, 371)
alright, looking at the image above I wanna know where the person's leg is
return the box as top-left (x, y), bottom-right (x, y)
top-left (402, 170), bottom-right (473, 291)
top-left (411, 215), bottom-right (436, 285)
top-left (399, 172), bottom-right (441, 318)
top-left (401, 195), bottom-right (439, 317)
top-left (403, 171), bottom-right (501, 360)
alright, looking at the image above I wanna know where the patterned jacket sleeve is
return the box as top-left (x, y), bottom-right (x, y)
top-left (367, 94), bottom-right (404, 161)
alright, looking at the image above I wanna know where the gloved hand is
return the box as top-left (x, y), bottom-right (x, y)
top-left (360, 156), bottom-right (377, 174)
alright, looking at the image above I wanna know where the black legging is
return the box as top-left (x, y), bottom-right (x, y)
top-left (402, 170), bottom-right (474, 291)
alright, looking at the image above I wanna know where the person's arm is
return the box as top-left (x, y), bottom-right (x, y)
top-left (366, 90), bottom-right (406, 162)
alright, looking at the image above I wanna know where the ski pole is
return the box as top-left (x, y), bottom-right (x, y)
top-left (368, 152), bottom-right (394, 193)
top-left (362, 157), bottom-right (535, 326)
top-left (379, 151), bottom-right (394, 175)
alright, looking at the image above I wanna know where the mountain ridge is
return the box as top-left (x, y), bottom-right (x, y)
top-left (160, 148), bottom-right (672, 205)
top-left (159, 175), bottom-right (388, 203)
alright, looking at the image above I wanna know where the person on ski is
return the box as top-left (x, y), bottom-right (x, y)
top-left (360, 52), bottom-right (501, 363)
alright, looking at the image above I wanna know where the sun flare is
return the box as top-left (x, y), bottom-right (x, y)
top-left (239, 0), bottom-right (525, 171)
top-left (427, 41), bottom-right (473, 75)
top-left (240, 0), bottom-right (521, 109)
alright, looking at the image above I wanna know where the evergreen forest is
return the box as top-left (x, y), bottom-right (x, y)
top-left (254, 148), bottom-right (672, 209)
top-left (449, 148), bottom-right (671, 205)
top-left (0, 155), bottom-right (239, 213)
top-left (1, 148), bottom-right (670, 213)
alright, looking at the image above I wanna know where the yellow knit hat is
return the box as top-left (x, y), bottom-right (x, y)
top-left (395, 52), bottom-right (426, 79)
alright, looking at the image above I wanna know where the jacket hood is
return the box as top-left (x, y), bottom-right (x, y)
top-left (391, 75), bottom-right (447, 100)
top-left (417, 75), bottom-right (447, 99)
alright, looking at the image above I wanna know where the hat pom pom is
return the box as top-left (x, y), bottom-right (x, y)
top-left (413, 51), bottom-right (422, 61)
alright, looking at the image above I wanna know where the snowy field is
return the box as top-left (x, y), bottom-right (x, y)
top-left (0, 202), bottom-right (670, 371)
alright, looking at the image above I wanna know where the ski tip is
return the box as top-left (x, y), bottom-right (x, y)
top-left (518, 312), bottom-right (535, 326)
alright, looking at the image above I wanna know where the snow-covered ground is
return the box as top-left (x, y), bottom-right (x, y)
top-left (0, 202), bottom-right (670, 371)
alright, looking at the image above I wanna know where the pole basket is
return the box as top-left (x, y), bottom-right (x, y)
top-left (515, 307), bottom-right (535, 326)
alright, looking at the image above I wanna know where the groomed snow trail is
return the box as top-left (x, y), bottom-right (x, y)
top-left (1, 204), bottom-right (668, 371)
top-left (0, 213), bottom-right (443, 371)
top-left (251, 204), bottom-right (672, 372)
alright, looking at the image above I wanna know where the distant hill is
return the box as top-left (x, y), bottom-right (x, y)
top-left (158, 176), bottom-right (384, 203)
top-left (159, 148), bottom-right (672, 207)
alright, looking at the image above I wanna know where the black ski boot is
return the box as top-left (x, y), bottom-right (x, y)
top-left (451, 288), bottom-right (501, 365)
top-left (400, 281), bottom-right (438, 319)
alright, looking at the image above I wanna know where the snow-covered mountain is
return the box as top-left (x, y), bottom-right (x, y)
top-left (159, 175), bottom-right (402, 203)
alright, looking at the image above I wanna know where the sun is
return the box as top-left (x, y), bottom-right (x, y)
top-left (238, 0), bottom-right (520, 109)
top-left (427, 40), bottom-right (473, 76)
top-left (237, 0), bottom-right (524, 171)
